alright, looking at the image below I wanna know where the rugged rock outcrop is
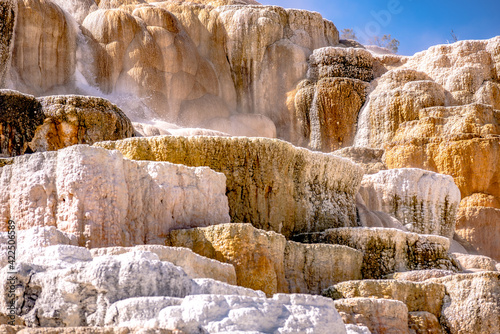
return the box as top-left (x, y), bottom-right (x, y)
top-left (0, 245), bottom-right (347, 333)
top-left (429, 272), bottom-right (500, 334)
top-left (354, 38), bottom-right (500, 262)
top-left (290, 47), bottom-right (371, 151)
top-left (384, 103), bottom-right (500, 260)
top-left (166, 223), bottom-right (287, 296)
top-left (357, 168), bottom-right (461, 238)
top-left (0, 145), bottom-right (230, 247)
top-left (0, 0), bottom-right (16, 88)
top-left (408, 312), bottom-right (443, 334)
top-left (0, 90), bottom-right (133, 156)
top-left (167, 223), bottom-right (364, 296)
top-left (97, 136), bottom-right (363, 238)
top-left (332, 147), bottom-right (387, 175)
top-left (452, 253), bottom-right (498, 272)
top-left (208, 5), bottom-right (339, 139)
top-left (32, 95), bottom-right (134, 151)
top-left (284, 241), bottom-right (363, 294)
top-left (323, 279), bottom-right (446, 318)
top-left (334, 297), bottom-right (409, 334)
top-left (455, 199), bottom-right (500, 261)
top-left (0, 90), bottom-right (44, 156)
top-left (355, 69), bottom-right (446, 148)
top-left (90, 245), bottom-right (237, 285)
top-left (293, 227), bottom-right (460, 278)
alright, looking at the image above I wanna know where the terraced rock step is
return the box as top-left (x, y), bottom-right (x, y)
top-left (293, 227), bottom-right (460, 278)
top-left (323, 279), bottom-right (445, 318)
top-left (167, 223), bottom-right (363, 295)
top-left (0, 145), bottom-right (230, 247)
top-left (97, 136), bottom-right (363, 238)
top-left (334, 297), bottom-right (410, 334)
top-left (0, 245), bottom-right (347, 333)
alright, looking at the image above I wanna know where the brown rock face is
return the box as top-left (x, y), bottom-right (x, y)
top-left (356, 69), bottom-right (446, 148)
top-left (166, 223), bottom-right (363, 296)
top-left (166, 223), bottom-right (288, 296)
top-left (0, 0), bottom-right (16, 88)
top-left (291, 48), bottom-right (371, 151)
top-left (12, 0), bottom-right (76, 95)
top-left (0, 90), bottom-right (134, 156)
top-left (0, 90), bottom-right (43, 156)
top-left (455, 205), bottom-right (500, 261)
top-left (284, 241), bottom-right (363, 294)
top-left (384, 103), bottom-right (500, 260)
top-left (323, 279), bottom-right (446, 318)
top-left (334, 297), bottom-right (410, 334)
top-left (408, 312), bottom-right (443, 334)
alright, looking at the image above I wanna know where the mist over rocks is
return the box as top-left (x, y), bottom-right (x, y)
top-left (0, 0), bottom-right (499, 333)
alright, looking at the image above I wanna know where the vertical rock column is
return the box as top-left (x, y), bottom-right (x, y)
top-left (0, 0), bottom-right (17, 87)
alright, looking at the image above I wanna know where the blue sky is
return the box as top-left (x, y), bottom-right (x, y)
top-left (260, 0), bottom-right (500, 56)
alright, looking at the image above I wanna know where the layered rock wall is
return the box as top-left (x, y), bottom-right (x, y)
top-left (97, 136), bottom-right (363, 238)
top-left (0, 145), bottom-right (230, 247)
top-left (358, 168), bottom-right (461, 238)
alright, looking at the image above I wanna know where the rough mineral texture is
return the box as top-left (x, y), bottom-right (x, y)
top-left (455, 202), bottom-right (500, 261)
top-left (11, 0), bottom-right (76, 95)
top-left (0, 226), bottom-right (78, 268)
top-left (0, 90), bottom-right (44, 156)
top-left (290, 47), bottom-right (371, 151)
top-left (30, 95), bottom-right (134, 152)
top-left (167, 223), bottom-right (364, 296)
top-left (358, 168), bottom-right (461, 238)
top-left (429, 272), bottom-right (500, 334)
top-left (332, 147), bottom-right (387, 175)
top-left (393, 270), bottom-right (457, 282)
top-left (323, 279), bottom-right (446, 318)
top-left (166, 223), bottom-right (287, 296)
top-left (0, 90), bottom-right (133, 156)
top-left (284, 241), bottom-right (363, 294)
top-left (0, 247), bottom-right (194, 327)
top-left (0, 145), bottom-right (230, 247)
top-left (452, 253), bottom-right (498, 272)
top-left (97, 136), bottom-right (363, 238)
top-left (355, 69), bottom-right (446, 148)
top-left (334, 297), bottom-right (409, 334)
top-left (408, 312), bottom-right (443, 334)
top-left (0, 245), bottom-right (347, 333)
top-left (384, 104), bottom-right (500, 200)
top-left (356, 193), bottom-right (408, 230)
top-left (2, 327), bottom-right (183, 333)
top-left (90, 245), bottom-right (237, 285)
top-left (0, 0), bottom-right (16, 87)
top-left (293, 227), bottom-right (460, 278)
